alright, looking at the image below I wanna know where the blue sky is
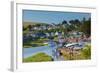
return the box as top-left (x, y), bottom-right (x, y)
top-left (23, 10), bottom-right (91, 24)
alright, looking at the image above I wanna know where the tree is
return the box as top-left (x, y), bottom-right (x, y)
top-left (74, 19), bottom-right (81, 26)
top-left (82, 17), bottom-right (86, 24)
top-left (82, 45), bottom-right (91, 59)
top-left (68, 20), bottom-right (76, 31)
top-left (23, 26), bottom-right (27, 31)
top-left (79, 18), bottom-right (91, 37)
top-left (28, 25), bottom-right (32, 31)
top-left (62, 20), bottom-right (68, 24)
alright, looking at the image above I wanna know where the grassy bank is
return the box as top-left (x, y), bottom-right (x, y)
top-left (23, 38), bottom-right (49, 48)
top-left (23, 53), bottom-right (53, 62)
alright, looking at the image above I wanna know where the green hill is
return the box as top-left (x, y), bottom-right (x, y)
top-left (23, 22), bottom-right (50, 27)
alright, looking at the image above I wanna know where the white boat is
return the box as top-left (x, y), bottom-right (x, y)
top-left (64, 43), bottom-right (83, 50)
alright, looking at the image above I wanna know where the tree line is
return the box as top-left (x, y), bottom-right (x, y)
top-left (23, 17), bottom-right (91, 37)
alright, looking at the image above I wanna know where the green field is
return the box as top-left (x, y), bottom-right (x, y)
top-left (23, 53), bottom-right (53, 62)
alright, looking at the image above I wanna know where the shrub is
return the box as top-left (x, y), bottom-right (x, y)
top-left (82, 44), bottom-right (91, 59)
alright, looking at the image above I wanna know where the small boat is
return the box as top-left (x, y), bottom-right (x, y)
top-left (64, 43), bottom-right (84, 50)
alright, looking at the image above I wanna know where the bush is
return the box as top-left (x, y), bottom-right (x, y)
top-left (82, 44), bottom-right (91, 59)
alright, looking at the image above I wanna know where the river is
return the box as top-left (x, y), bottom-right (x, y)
top-left (23, 44), bottom-right (57, 58)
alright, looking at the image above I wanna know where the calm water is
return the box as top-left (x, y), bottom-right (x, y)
top-left (23, 42), bottom-right (57, 58)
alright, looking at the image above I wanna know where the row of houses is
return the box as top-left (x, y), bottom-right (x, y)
top-left (28, 23), bottom-right (61, 31)
top-left (23, 31), bottom-right (64, 42)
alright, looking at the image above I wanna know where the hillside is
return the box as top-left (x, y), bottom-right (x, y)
top-left (23, 22), bottom-right (50, 27)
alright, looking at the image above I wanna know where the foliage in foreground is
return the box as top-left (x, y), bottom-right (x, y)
top-left (60, 44), bottom-right (91, 60)
top-left (81, 44), bottom-right (91, 59)
top-left (23, 53), bottom-right (53, 62)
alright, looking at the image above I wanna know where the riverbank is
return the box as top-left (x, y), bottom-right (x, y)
top-left (23, 53), bottom-right (53, 62)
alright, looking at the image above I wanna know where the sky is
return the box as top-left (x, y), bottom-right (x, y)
top-left (23, 10), bottom-right (91, 24)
